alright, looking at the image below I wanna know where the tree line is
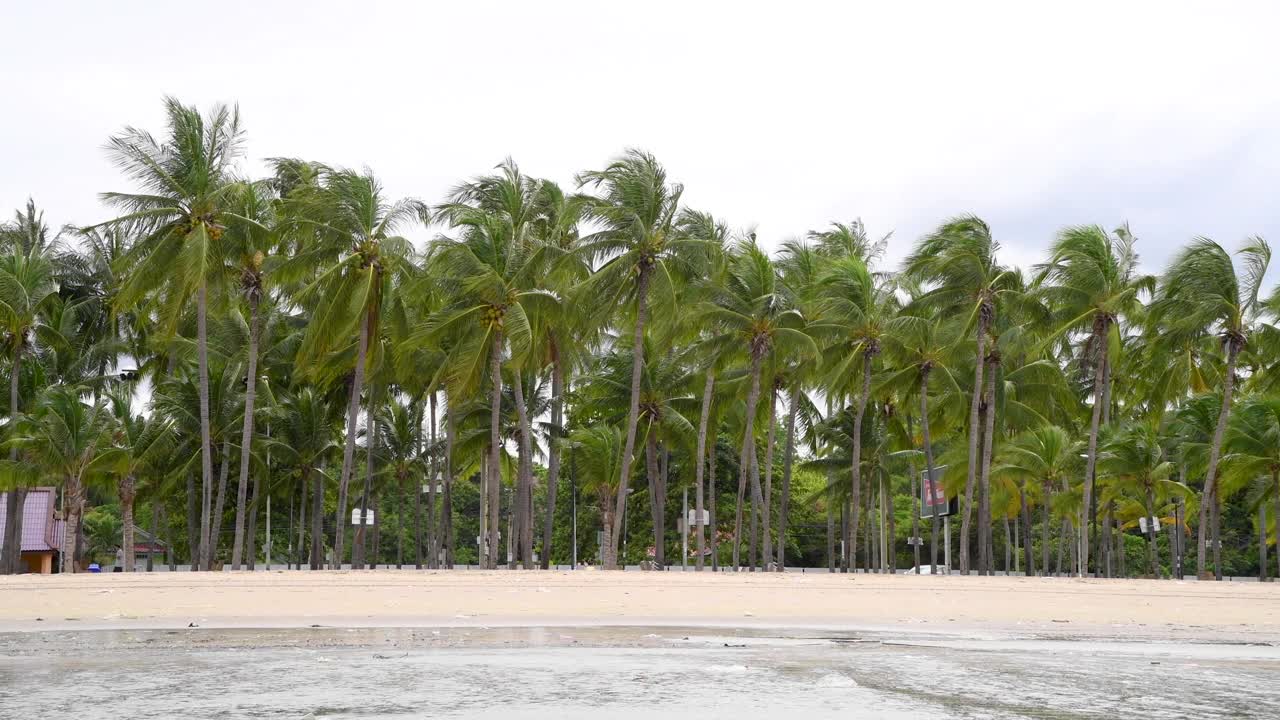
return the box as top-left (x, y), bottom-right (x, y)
top-left (1, 97), bottom-right (1277, 579)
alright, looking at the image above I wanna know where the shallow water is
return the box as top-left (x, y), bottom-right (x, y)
top-left (1, 626), bottom-right (1278, 719)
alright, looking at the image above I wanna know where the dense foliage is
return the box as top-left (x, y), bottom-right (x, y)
top-left (2, 98), bottom-right (1277, 580)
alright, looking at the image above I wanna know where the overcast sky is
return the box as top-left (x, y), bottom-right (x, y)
top-left (3, 1), bottom-right (1278, 284)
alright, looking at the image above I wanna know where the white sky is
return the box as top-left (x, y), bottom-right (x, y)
top-left (3, 1), bottom-right (1279, 285)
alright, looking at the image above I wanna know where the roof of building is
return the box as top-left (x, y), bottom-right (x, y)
top-left (0, 488), bottom-right (64, 553)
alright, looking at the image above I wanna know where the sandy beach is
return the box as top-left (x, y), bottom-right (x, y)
top-left (2, 570), bottom-right (1277, 641)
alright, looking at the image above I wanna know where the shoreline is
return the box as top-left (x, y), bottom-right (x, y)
top-left (2, 570), bottom-right (1277, 643)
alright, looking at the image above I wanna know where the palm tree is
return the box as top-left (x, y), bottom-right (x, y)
top-left (676, 210), bottom-right (731, 570)
top-left (105, 389), bottom-right (174, 572)
top-left (576, 150), bottom-right (700, 568)
top-left (532, 180), bottom-right (590, 569)
top-left (6, 386), bottom-right (120, 573)
top-left (223, 181), bottom-right (276, 570)
top-left (1037, 224), bottom-right (1151, 574)
top-left (284, 166), bottom-right (426, 569)
top-left (1151, 237), bottom-right (1271, 578)
top-left (994, 425), bottom-right (1081, 576)
top-left (1221, 396), bottom-right (1280, 581)
top-left (424, 165), bottom-right (557, 568)
top-left (100, 97), bottom-right (247, 571)
top-left (905, 216), bottom-right (1014, 574)
top-left (879, 312), bottom-right (965, 572)
top-left (566, 424), bottom-right (627, 563)
top-left (0, 232), bottom-right (62, 574)
top-left (269, 386), bottom-right (340, 569)
top-left (698, 240), bottom-right (816, 569)
top-left (1099, 421), bottom-right (1188, 577)
top-left (814, 252), bottom-right (893, 573)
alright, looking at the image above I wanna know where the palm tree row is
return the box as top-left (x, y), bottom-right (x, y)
top-left (2, 97), bottom-right (1277, 581)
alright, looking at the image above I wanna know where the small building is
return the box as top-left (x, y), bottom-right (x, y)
top-left (0, 488), bottom-right (65, 574)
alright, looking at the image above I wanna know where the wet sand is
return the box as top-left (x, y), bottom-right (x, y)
top-left (3, 626), bottom-right (1278, 719)
top-left (1, 570), bottom-right (1277, 642)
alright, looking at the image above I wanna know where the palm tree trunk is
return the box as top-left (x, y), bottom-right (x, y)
top-left (736, 349), bottom-right (771, 569)
top-left (61, 476), bottom-right (85, 574)
top-left (733, 450), bottom-right (748, 571)
top-left (185, 471), bottom-right (199, 570)
top-left (709, 437), bottom-right (718, 571)
top-left (444, 394), bottom-right (456, 568)
top-left (2, 347), bottom-right (23, 575)
top-left (960, 314), bottom-right (988, 574)
top-left (1260, 503), bottom-right (1268, 582)
top-left (978, 359), bottom-right (998, 575)
top-left (1273, 469), bottom-right (1279, 581)
top-left (424, 393), bottom-right (436, 568)
top-left (840, 495), bottom-right (849, 572)
top-left (748, 456), bottom-right (759, 571)
top-left (1146, 484), bottom-right (1159, 577)
top-left (1020, 482), bottom-right (1033, 575)
top-left (694, 368), bottom-right (714, 570)
top-left (512, 370), bottom-right (536, 569)
top-left (763, 386), bottom-right (777, 569)
top-left (1041, 478), bottom-right (1051, 576)
top-left (246, 467), bottom-right (261, 570)
top-left (826, 487), bottom-right (835, 572)
top-left (645, 432), bottom-right (662, 567)
top-left (777, 383), bottom-right (799, 570)
top-left (369, 491), bottom-right (380, 569)
top-left (1080, 323), bottom-right (1108, 577)
top-left (148, 502), bottom-right (158, 572)
top-left (1197, 339), bottom-right (1240, 579)
top-left (120, 476), bottom-right (136, 572)
top-left (865, 479), bottom-right (875, 572)
top-left (334, 310), bottom-right (371, 570)
top-left (487, 332), bottom-right (503, 570)
top-left (196, 283), bottom-right (216, 573)
top-left (1002, 515), bottom-right (1012, 573)
top-left (921, 371), bottom-right (940, 574)
top-left (850, 351), bottom-right (873, 574)
top-left (609, 267), bottom-right (651, 569)
top-left (397, 470), bottom-right (406, 569)
top-left (886, 473), bottom-right (896, 572)
top-left (310, 468), bottom-right (324, 569)
top-left (230, 295), bottom-right (261, 570)
top-left (357, 385), bottom-right (380, 570)
top-left (541, 348), bottom-right (564, 569)
top-left (209, 438), bottom-right (232, 569)
top-left (907, 413), bottom-right (920, 574)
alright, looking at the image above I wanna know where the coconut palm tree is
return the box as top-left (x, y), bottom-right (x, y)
top-left (994, 425), bottom-right (1081, 576)
top-left (0, 237), bottom-right (63, 573)
top-left (423, 175), bottom-right (558, 568)
top-left (576, 150), bottom-right (703, 568)
top-left (813, 251), bottom-right (894, 573)
top-left (1220, 396), bottom-right (1280, 581)
top-left (1037, 224), bottom-right (1152, 574)
top-left (105, 389), bottom-right (174, 572)
top-left (566, 424), bottom-right (627, 563)
top-left (283, 166), bottom-right (426, 569)
top-left (531, 179), bottom-right (590, 569)
top-left (1150, 237), bottom-right (1271, 578)
top-left (100, 97), bottom-right (248, 572)
top-left (222, 180), bottom-right (277, 569)
top-left (905, 216), bottom-right (1013, 574)
top-left (879, 311), bottom-right (966, 572)
top-left (6, 385), bottom-right (121, 573)
top-left (697, 239), bottom-right (816, 569)
top-left (269, 386), bottom-right (340, 569)
top-left (1099, 421), bottom-right (1189, 577)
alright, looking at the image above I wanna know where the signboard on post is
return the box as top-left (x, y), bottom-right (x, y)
top-left (920, 465), bottom-right (956, 518)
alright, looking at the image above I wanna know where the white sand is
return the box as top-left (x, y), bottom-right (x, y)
top-left (2, 570), bottom-right (1277, 641)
